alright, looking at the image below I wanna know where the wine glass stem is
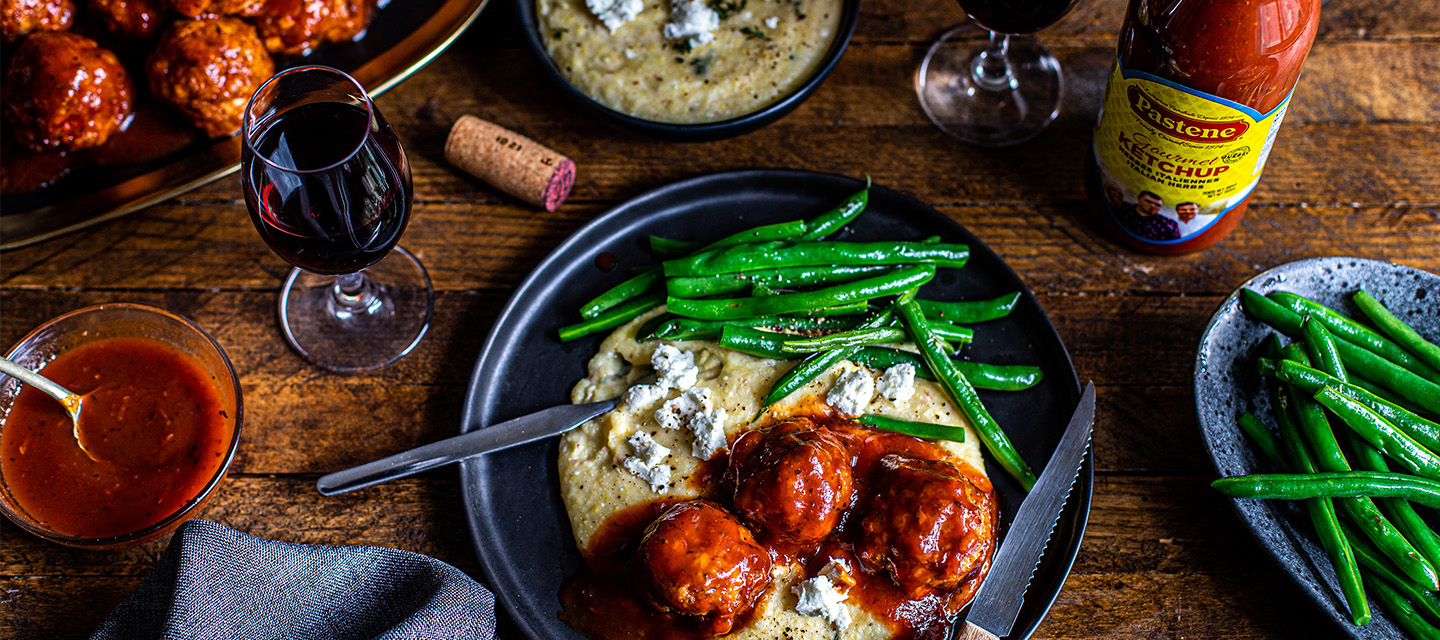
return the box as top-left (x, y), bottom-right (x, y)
top-left (331, 272), bottom-right (381, 317)
top-left (971, 31), bottom-right (1017, 92)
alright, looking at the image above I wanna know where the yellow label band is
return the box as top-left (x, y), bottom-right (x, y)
top-left (1091, 60), bottom-right (1292, 245)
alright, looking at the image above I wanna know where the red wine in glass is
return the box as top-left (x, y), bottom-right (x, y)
top-left (957, 0), bottom-right (1079, 34)
top-left (241, 65), bottom-right (433, 373)
top-left (245, 101), bottom-right (411, 275)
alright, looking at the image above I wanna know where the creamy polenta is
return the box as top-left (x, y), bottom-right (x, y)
top-left (559, 310), bottom-right (987, 639)
top-left (537, 0), bottom-right (843, 123)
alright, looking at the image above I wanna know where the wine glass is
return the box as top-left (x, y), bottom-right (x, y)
top-left (916, 0), bottom-right (1080, 146)
top-left (241, 65), bottom-right (434, 373)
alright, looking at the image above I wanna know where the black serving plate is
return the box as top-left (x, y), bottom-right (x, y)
top-left (459, 169), bottom-right (1090, 639)
top-left (1197, 257), bottom-right (1440, 639)
top-left (0, 0), bottom-right (489, 250)
top-left (513, 0), bottom-right (858, 141)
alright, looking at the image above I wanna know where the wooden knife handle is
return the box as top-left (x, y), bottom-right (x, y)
top-left (959, 622), bottom-right (1000, 640)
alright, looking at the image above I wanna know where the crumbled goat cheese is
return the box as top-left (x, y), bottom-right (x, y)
top-left (622, 431), bottom-right (672, 493)
top-left (764, 15), bottom-right (778, 28)
top-left (586, 0), bottom-right (643, 32)
top-left (827, 368), bottom-right (875, 415)
top-left (656, 387), bottom-right (710, 431)
top-left (663, 0), bottom-right (719, 47)
top-left (793, 574), bottom-right (852, 630)
top-left (652, 343), bottom-right (699, 391)
top-left (689, 405), bottom-right (728, 460)
top-left (625, 383), bottom-right (667, 409)
top-left (877, 363), bottom-right (917, 403)
top-left (623, 48), bottom-right (637, 59)
top-left (654, 387), bottom-right (728, 459)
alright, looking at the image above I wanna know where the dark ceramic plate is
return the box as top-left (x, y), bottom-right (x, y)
top-left (1196, 257), bottom-right (1440, 639)
top-left (513, 0), bottom-right (858, 141)
top-left (459, 169), bottom-right (1089, 639)
top-left (0, 0), bottom-right (489, 251)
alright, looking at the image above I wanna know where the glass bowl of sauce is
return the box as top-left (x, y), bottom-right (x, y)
top-left (0, 303), bottom-right (242, 549)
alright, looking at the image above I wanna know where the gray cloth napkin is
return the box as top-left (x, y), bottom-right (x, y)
top-left (91, 520), bottom-right (497, 640)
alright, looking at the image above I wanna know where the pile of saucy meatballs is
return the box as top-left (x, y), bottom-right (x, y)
top-left (630, 416), bottom-right (998, 636)
top-left (0, 0), bottom-right (379, 152)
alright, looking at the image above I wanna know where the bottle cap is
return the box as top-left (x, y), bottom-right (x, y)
top-left (444, 115), bottom-right (575, 211)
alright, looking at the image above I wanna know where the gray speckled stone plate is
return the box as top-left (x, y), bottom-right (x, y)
top-left (1196, 257), bottom-right (1440, 639)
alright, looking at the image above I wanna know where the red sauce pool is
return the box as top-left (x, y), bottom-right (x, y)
top-left (1, 337), bottom-right (232, 538)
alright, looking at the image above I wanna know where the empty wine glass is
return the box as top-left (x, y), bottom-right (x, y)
top-left (241, 65), bottom-right (434, 373)
top-left (917, 0), bottom-right (1080, 146)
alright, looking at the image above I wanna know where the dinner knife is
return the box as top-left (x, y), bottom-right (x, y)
top-left (961, 381), bottom-right (1094, 640)
top-left (315, 397), bottom-right (622, 496)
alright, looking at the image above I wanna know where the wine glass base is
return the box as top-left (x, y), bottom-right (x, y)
top-left (278, 246), bottom-right (435, 373)
top-left (917, 24), bottom-right (1064, 147)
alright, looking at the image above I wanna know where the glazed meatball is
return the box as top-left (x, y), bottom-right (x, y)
top-left (636, 500), bottom-right (773, 635)
top-left (249, 0), bottom-right (372, 55)
top-left (855, 455), bottom-right (996, 598)
top-left (2, 32), bottom-right (133, 151)
top-left (162, 0), bottom-right (261, 18)
top-left (89, 0), bottom-right (167, 40)
top-left (1, 0), bottom-right (74, 42)
top-left (147, 17), bottom-right (274, 137)
top-left (726, 419), bottom-right (854, 547)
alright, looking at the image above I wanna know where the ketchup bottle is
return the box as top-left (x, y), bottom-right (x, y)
top-left (1085, 0), bottom-right (1321, 254)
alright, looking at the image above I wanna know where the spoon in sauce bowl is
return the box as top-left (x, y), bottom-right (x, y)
top-left (0, 356), bottom-right (102, 462)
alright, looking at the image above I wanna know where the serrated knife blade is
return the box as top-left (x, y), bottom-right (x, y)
top-left (960, 382), bottom-right (1094, 640)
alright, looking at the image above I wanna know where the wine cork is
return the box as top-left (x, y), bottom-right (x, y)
top-left (444, 115), bottom-right (575, 211)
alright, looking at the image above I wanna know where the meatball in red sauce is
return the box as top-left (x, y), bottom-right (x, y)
top-left (635, 500), bottom-right (773, 635)
top-left (89, 0), bottom-right (167, 40)
top-left (726, 418), bottom-right (855, 548)
top-left (249, 0), bottom-right (372, 55)
top-left (3, 32), bottom-right (134, 151)
top-left (1, 0), bottom-right (74, 42)
top-left (855, 454), bottom-right (997, 598)
top-left (162, 0), bottom-right (262, 18)
top-left (147, 17), bottom-right (274, 137)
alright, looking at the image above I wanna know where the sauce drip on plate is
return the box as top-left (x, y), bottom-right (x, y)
top-left (0, 337), bottom-right (231, 538)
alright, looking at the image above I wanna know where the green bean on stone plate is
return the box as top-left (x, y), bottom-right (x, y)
top-left (1268, 290), bottom-right (1440, 385)
top-left (1354, 289), bottom-right (1440, 374)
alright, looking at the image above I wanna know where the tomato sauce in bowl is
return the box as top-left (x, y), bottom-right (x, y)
top-left (0, 303), bottom-right (242, 548)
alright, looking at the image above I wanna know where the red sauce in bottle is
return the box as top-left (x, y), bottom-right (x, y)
top-left (1086, 0), bottom-right (1322, 254)
top-left (0, 337), bottom-right (232, 539)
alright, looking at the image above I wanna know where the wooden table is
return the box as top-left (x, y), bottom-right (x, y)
top-left (3, 0), bottom-right (1437, 636)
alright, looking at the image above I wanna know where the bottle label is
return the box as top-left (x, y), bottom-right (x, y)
top-left (1091, 60), bottom-right (1292, 245)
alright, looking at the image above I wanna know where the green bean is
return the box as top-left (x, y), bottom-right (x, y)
top-left (1352, 375), bottom-right (1440, 420)
top-left (1315, 387), bottom-right (1440, 482)
top-left (649, 235), bottom-right (700, 258)
top-left (1267, 363), bottom-right (1372, 620)
top-left (635, 312), bottom-right (677, 341)
top-left (1303, 315), bottom-right (1348, 383)
top-left (799, 179), bottom-right (869, 241)
top-left (1279, 345), bottom-right (1439, 589)
top-left (757, 311), bottom-right (897, 418)
top-left (666, 265), bottom-right (895, 298)
top-left (917, 293), bottom-right (1022, 323)
top-left (780, 327), bottom-right (906, 353)
top-left (1367, 574), bottom-right (1440, 640)
top-left (849, 347), bottom-right (1042, 391)
top-left (1268, 291), bottom-right (1440, 385)
top-left (664, 241), bottom-right (968, 277)
top-left (1269, 359), bottom-right (1440, 452)
top-left (559, 292), bottom-right (666, 342)
top-left (859, 414), bottom-right (966, 444)
top-left (719, 325), bottom-right (791, 359)
top-left (1343, 522), bottom-right (1440, 625)
top-left (579, 269), bottom-right (662, 319)
top-left (1355, 289), bottom-right (1440, 374)
top-left (1238, 413), bottom-right (1287, 473)
top-left (1213, 471), bottom-right (1440, 509)
top-left (898, 300), bottom-right (1036, 490)
top-left (645, 315), bottom-right (865, 342)
top-left (1241, 290), bottom-right (1440, 413)
top-left (667, 265), bottom-right (935, 320)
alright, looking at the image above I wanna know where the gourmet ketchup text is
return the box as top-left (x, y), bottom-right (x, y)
top-left (1086, 0), bottom-right (1321, 254)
